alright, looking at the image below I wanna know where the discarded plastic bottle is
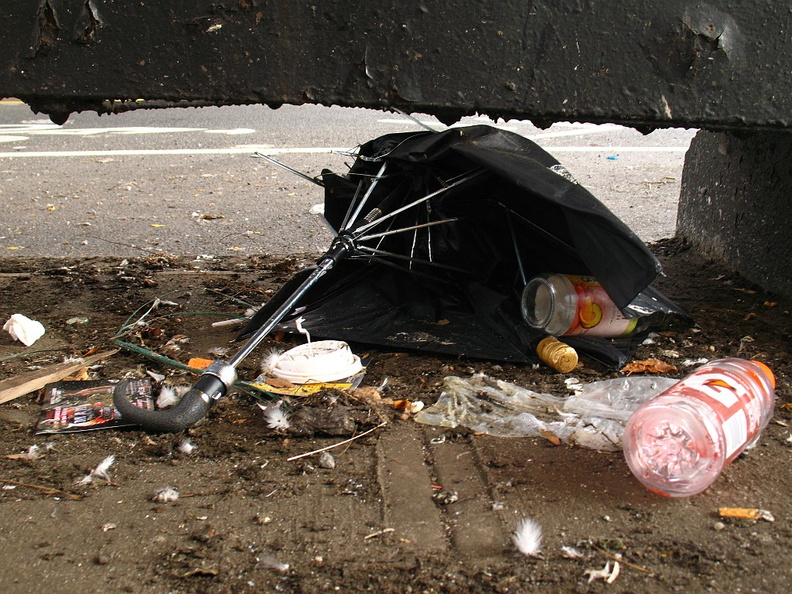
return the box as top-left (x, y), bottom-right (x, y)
top-left (622, 358), bottom-right (776, 497)
top-left (521, 273), bottom-right (646, 337)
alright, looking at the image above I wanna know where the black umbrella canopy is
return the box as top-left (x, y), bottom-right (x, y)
top-left (242, 125), bottom-right (676, 367)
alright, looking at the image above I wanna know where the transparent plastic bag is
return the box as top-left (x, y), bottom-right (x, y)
top-left (414, 374), bottom-right (678, 451)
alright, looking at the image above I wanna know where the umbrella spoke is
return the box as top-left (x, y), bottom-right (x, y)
top-left (354, 245), bottom-right (468, 274)
top-left (356, 217), bottom-right (458, 243)
top-left (253, 152), bottom-right (324, 187)
top-left (352, 168), bottom-right (486, 236)
top-left (341, 162), bottom-right (388, 232)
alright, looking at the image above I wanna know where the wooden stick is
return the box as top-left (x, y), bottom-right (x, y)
top-left (0, 349), bottom-right (118, 404)
top-left (287, 422), bottom-right (387, 461)
top-left (0, 478), bottom-right (83, 501)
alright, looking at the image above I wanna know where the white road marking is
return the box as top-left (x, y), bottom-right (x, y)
top-left (0, 147), bottom-right (350, 158)
top-left (0, 124), bottom-right (256, 136)
top-left (0, 145), bottom-right (688, 159)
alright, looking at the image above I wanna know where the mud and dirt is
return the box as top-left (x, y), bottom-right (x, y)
top-left (0, 239), bottom-right (790, 593)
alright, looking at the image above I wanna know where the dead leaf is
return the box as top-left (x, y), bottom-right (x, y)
top-left (539, 428), bottom-right (562, 446)
top-left (266, 377), bottom-right (295, 389)
top-left (350, 386), bottom-right (381, 403)
top-left (622, 358), bottom-right (678, 375)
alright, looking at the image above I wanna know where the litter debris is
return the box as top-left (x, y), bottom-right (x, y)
top-left (65, 316), bottom-right (89, 325)
top-left (362, 527), bottom-right (394, 540)
top-left (240, 124), bottom-right (686, 374)
top-left (0, 478), bottom-right (82, 501)
top-left (585, 561), bottom-right (620, 583)
top-left (156, 385), bottom-right (189, 409)
top-left (176, 440), bottom-right (196, 455)
top-left (414, 374), bottom-right (678, 451)
top-left (114, 125), bottom-right (689, 433)
top-left (151, 486), bottom-right (180, 503)
top-left (560, 545), bottom-right (586, 559)
top-left (264, 340), bottom-right (363, 384)
top-left (522, 273), bottom-right (678, 338)
top-left (536, 336), bottom-right (578, 373)
top-left (622, 358), bottom-right (678, 375)
top-left (513, 517), bottom-right (543, 558)
top-left (287, 422), bottom-right (387, 462)
top-left (36, 379), bottom-right (153, 434)
top-left (260, 401), bottom-right (291, 432)
top-left (258, 553), bottom-right (290, 573)
top-left (317, 451), bottom-right (336, 469)
top-left (623, 359), bottom-right (775, 497)
top-left (0, 350), bottom-right (117, 405)
top-left (76, 454), bottom-right (115, 485)
top-left (432, 489), bottom-right (459, 506)
top-left (718, 507), bottom-right (775, 522)
top-left (3, 313), bottom-right (45, 346)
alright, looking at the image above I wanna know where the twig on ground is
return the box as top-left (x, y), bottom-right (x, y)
top-left (287, 422), bottom-right (388, 462)
top-left (0, 478), bottom-right (83, 501)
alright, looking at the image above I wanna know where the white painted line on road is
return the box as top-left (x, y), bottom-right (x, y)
top-left (0, 145), bottom-right (689, 159)
top-left (0, 147), bottom-right (351, 158)
top-left (0, 125), bottom-right (259, 136)
top-left (545, 146), bottom-right (689, 153)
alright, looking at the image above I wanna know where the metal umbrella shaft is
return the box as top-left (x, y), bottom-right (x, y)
top-left (113, 235), bottom-right (354, 432)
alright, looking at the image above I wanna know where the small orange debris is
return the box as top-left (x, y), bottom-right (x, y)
top-left (622, 358), bottom-right (678, 375)
top-left (187, 357), bottom-right (214, 370)
top-left (718, 507), bottom-right (775, 522)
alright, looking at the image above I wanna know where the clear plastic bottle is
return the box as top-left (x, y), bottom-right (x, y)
top-left (622, 358), bottom-right (776, 497)
top-left (521, 273), bottom-right (643, 337)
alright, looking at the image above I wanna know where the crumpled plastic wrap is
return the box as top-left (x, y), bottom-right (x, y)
top-left (3, 313), bottom-right (46, 347)
top-left (414, 374), bottom-right (678, 451)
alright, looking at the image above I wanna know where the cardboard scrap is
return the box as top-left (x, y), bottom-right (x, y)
top-left (0, 350), bottom-right (118, 405)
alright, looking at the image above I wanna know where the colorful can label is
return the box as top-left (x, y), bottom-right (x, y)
top-left (563, 275), bottom-right (637, 337)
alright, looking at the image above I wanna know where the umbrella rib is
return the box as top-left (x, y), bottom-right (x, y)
top-left (338, 177), bottom-right (365, 235)
top-left (505, 208), bottom-right (527, 286)
top-left (352, 168), bottom-right (486, 237)
top-left (253, 152), bottom-right (324, 187)
top-left (341, 162), bottom-right (388, 232)
top-left (499, 202), bottom-right (579, 257)
top-left (351, 248), bottom-right (468, 276)
top-left (354, 246), bottom-right (467, 273)
top-left (356, 218), bottom-right (458, 243)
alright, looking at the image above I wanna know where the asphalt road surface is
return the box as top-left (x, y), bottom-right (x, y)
top-left (0, 99), bottom-right (696, 258)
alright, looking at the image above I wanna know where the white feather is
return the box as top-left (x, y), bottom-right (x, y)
top-left (151, 486), bottom-right (180, 503)
top-left (77, 454), bottom-right (115, 485)
top-left (513, 517), bottom-right (543, 557)
top-left (157, 386), bottom-right (180, 409)
top-left (176, 440), bottom-right (195, 455)
top-left (263, 403), bottom-right (290, 431)
top-left (93, 455), bottom-right (115, 481)
top-left (261, 349), bottom-right (284, 374)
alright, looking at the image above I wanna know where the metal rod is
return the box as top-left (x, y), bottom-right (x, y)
top-left (355, 246), bottom-right (468, 274)
top-left (341, 162), bottom-right (387, 232)
top-left (357, 217), bottom-right (458, 242)
top-left (226, 258), bottom-right (334, 368)
top-left (392, 106), bottom-right (442, 133)
top-left (352, 169), bottom-right (485, 236)
top-left (253, 152), bottom-right (324, 187)
top-left (506, 209), bottom-right (527, 286)
top-left (338, 177), bottom-right (365, 234)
